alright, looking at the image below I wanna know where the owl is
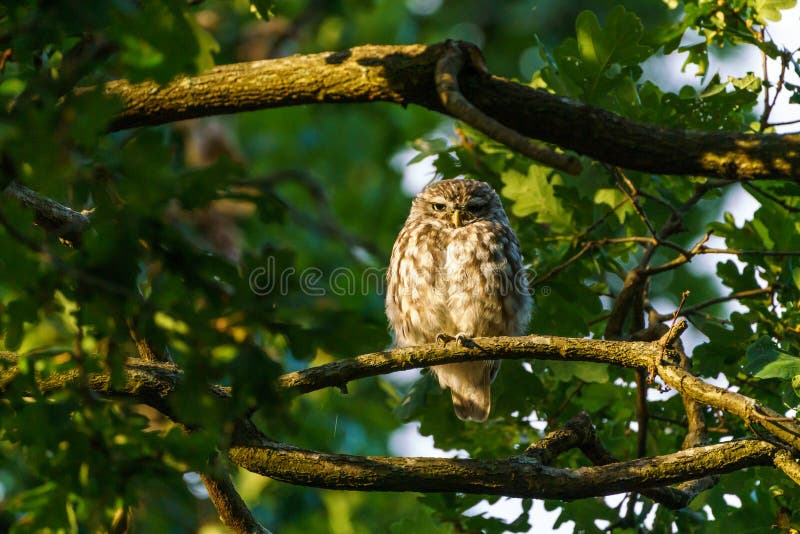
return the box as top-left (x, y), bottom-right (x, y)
top-left (386, 179), bottom-right (532, 422)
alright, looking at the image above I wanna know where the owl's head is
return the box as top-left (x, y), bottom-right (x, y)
top-left (410, 179), bottom-right (508, 228)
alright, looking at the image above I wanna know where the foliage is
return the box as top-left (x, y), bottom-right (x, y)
top-left (1, 0), bottom-right (800, 533)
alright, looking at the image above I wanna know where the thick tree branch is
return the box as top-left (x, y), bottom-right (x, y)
top-left (525, 411), bottom-right (712, 509)
top-left (5, 333), bottom-right (800, 452)
top-left (276, 335), bottom-right (654, 393)
top-left (102, 42), bottom-right (800, 182)
top-left (655, 360), bottom-right (800, 450)
top-left (199, 470), bottom-right (271, 534)
top-left (227, 438), bottom-right (778, 501)
top-left (774, 449), bottom-right (800, 486)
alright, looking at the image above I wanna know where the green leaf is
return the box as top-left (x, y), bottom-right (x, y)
top-left (4, 299), bottom-right (38, 351)
top-left (390, 505), bottom-right (449, 534)
top-left (744, 336), bottom-right (780, 375)
top-left (754, 354), bottom-right (800, 380)
top-left (548, 361), bottom-right (609, 383)
top-left (593, 188), bottom-right (633, 223)
top-left (185, 12), bottom-right (219, 73)
top-left (395, 373), bottom-right (441, 422)
top-left (679, 42), bottom-right (709, 77)
top-left (754, 0), bottom-right (797, 22)
top-left (575, 7), bottom-right (650, 74)
top-left (730, 72), bottom-right (762, 92)
top-left (500, 165), bottom-right (573, 232)
top-left (744, 336), bottom-right (800, 380)
top-left (554, 7), bottom-right (652, 102)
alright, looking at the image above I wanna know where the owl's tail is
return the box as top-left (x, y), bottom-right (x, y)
top-left (432, 361), bottom-right (498, 422)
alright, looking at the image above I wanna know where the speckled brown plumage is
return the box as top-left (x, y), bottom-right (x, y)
top-left (386, 179), bottom-right (531, 421)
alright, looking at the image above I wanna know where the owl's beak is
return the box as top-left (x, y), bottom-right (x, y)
top-left (452, 210), bottom-right (463, 228)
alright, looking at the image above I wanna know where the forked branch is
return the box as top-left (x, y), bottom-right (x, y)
top-left (435, 40), bottom-right (581, 174)
top-left (102, 42), bottom-right (800, 182)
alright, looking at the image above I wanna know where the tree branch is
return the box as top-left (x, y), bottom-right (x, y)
top-left (7, 332), bottom-right (799, 444)
top-left (276, 335), bottom-right (654, 393)
top-left (526, 411), bottom-right (713, 509)
top-left (199, 470), bottom-right (271, 534)
top-left (655, 360), bottom-right (800, 450)
top-left (101, 42), bottom-right (800, 182)
top-left (2, 181), bottom-right (90, 244)
top-left (5, 331), bottom-right (800, 452)
top-left (227, 438), bottom-right (778, 501)
top-left (650, 286), bottom-right (773, 322)
top-left (434, 40), bottom-right (581, 174)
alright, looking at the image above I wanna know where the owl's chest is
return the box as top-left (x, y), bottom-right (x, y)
top-left (430, 226), bottom-right (502, 285)
top-left (441, 233), bottom-right (489, 276)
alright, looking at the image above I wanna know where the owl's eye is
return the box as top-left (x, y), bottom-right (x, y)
top-left (431, 203), bottom-right (446, 211)
top-left (465, 201), bottom-right (486, 213)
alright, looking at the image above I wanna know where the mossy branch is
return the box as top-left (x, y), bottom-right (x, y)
top-left (4, 332), bottom-right (800, 505)
top-left (104, 41), bottom-right (800, 182)
top-left (228, 437), bottom-right (778, 502)
top-left (4, 333), bottom-right (800, 452)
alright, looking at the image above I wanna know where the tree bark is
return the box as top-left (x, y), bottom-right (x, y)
top-left (227, 438), bottom-right (777, 501)
top-left (103, 42), bottom-right (800, 182)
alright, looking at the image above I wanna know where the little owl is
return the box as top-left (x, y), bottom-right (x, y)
top-left (386, 179), bottom-right (531, 422)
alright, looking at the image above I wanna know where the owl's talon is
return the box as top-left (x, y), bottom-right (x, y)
top-left (436, 333), bottom-right (455, 345)
top-left (454, 333), bottom-right (471, 346)
top-left (435, 332), bottom-right (473, 347)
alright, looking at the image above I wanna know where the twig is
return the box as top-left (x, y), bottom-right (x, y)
top-left (743, 182), bottom-right (800, 214)
top-left (643, 232), bottom-right (711, 276)
top-left (760, 41), bottom-right (788, 131)
top-left (759, 30), bottom-right (771, 132)
top-left (651, 286), bottom-right (773, 322)
top-left (603, 183), bottom-right (711, 340)
top-left (697, 247), bottom-right (800, 256)
top-left (659, 317), bottom-right (689, 356)
top-left (609, 166), bottom-right (657, 237)
top-left (630, 289), bottom-right (649, 458)
top-left (767, 117), bottom-right (800, 127)
top-left (0, 49), bottom-right (11, 73)
top-left (646, 242), bottom-right (800, 276)
top-left (435, 40), bottom-right (581, 174)
top-left (770, 58), bottom-right (788, 117)
top-left (533, 197), bottom-right (644, 287)
top-left (531, 242), bottom-right (594, 287)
